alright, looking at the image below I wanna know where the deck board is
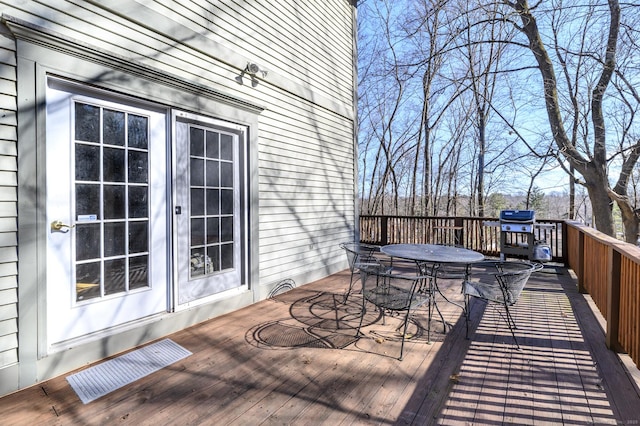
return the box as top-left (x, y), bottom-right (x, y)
top-left (1, 266), bottom-right (640, 425)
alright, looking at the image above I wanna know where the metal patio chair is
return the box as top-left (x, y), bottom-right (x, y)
top-left (463, 260), bottom-right (543, 348)
top-left (356, 268), bottom-right (433, 360)
top-left (339, 241), bottom-right (392, 303)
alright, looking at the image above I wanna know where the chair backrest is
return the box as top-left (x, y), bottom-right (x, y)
top-left (416, 261), bottom-right (468, 279)
top-left (360, 269), bottom-right (432, 311)
top-left (340, 242), bottom-right (359, 272)
top-left (464, 261), bottom-right (542, 305)
top-left (340, 242), bottom-right (381, 272)
top-left (497, 263), bottom-right (541, 304)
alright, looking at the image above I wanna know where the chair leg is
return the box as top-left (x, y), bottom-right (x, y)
top-left (398, 311), bottom-right (411, 361)
top-left (356, 299), bottom-right (365, 338)
top-left (343, 271), bottom-right (356, 303)
top-left (503, 304), bottom-right (521, 349)
top-left (427, 291), bottom-right (433, 343)
top-left (464, 294), bottom-right (470, 340)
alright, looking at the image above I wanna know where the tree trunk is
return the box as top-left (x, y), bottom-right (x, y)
top-left (617, 200), bottom-right (640, 244)
top-left (512, 0), bottom-right (620, 237)
top-left (583, 172), bottom-right (615, 236)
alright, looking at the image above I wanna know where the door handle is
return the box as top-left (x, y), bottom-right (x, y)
top-left (51, 220), bottom-right (74, 232)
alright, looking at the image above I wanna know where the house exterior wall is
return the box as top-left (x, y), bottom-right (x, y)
top-left (0, 0), bottom-right (357, 397)
top-left (0, 26), bottom-right (18, 371)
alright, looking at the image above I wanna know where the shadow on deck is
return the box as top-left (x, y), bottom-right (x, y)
top-left (2, 265), bottom-right (640, 425)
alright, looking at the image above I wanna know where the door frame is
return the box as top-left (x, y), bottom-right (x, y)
top-left (171, 110), bottom-right (250, 310)
top-left (42, 78), bottom-right (173, 351)
top-left (44, 81), bottom-right (173, 348)
top-left (14, 28), bottom-right (261, 371)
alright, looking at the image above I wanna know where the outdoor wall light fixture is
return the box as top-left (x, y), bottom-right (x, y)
top-left (245, 63), bottom-right (261, 75)
top-left (235, 62), bottom-right (267, 87)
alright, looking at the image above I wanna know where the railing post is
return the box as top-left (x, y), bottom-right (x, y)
top-left (380, 216), bottom-right (389, 245)
top-left (454, 217), bottom-right (464, 247)
top-left (577, 230), bottom-right (586, 293)
top-left (606, 247), bottom-right (623, 352)
top-left (561, 221), bottom-right (568, 264)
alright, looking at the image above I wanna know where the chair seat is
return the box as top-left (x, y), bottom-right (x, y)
top-left (417, 261), bottom-right (468, 279)
top-left (464, 280), bottom-right (511, 304)
top-left (363, 284), bottom-right (429, 311)
top-left (463, 260), bottom-right (543, 348)
top-left (357, 270), bottom-right (434, 360)
top-left (464, 261), bottom-right (541, 305)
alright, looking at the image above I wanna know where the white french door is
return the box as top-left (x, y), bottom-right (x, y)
top-left (174, 115), bottom-right (245, 306)
top-left (45, 80), bottom-right (169, 347)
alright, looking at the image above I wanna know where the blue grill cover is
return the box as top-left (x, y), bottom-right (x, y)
top-left (500, 210), bottom-right (535, 222)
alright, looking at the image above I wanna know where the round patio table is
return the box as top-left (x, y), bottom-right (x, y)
top-left (380, 244), bottom-right (484, 339)
top-left (380, 243), bottom-right (484, 264)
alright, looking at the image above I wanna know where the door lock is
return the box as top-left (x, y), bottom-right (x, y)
top-left (51, 220), bottom-right (74, 232)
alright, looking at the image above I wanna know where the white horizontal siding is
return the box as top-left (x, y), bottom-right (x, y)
top-left (138, 0), bottom-right (354, 105)
top-left (254, 63), bottom-right (355, 280)
top-left (4, 1), bottom-right (353, 117)
top-left (0, 318), bottom-right (17, 336)
top-left (0, 30), bottom-right (17, 370)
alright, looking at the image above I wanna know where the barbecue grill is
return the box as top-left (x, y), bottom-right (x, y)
top-left (499, 209), bottom-right (536, 260)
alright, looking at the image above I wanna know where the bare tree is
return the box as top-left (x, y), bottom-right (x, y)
top-left (504, 0), bottom-right (640, 241)
top-left (357, 0), bottom-right (640, 242)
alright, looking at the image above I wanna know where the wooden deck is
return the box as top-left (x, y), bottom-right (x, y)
top-left (2, 264), bottom-right (640, 425)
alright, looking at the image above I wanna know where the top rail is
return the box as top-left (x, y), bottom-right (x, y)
top-left (358, 215), bottom-right (639, 370)
top-left (359, 215), bottom-right (565, 262)
top-left (566, 222), bottom-right (640, 369)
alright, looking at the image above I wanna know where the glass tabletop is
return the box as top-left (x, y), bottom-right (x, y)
top-left (381, 243), bottom-right (484, 264)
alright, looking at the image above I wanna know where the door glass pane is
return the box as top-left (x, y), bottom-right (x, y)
top-left (191, 218), bottom-right (205, 246)
top-left (220, 189), bottom-right (233, 215)
top-left (128, 186), bottom-right (148, 218)
top-left (73, 101), bottom-right (152, 301)
top-left (207, 245), bottom-right (220, 272)
top-left (76, 262), bottom-right (101, 301)
top-left (128, 115), bottom-right (148, 149)
top-left (190, 248), bottom-right (206, 277)
top-left (220, 216), bottom-right (233, 242)
top-left (128, 151), bottom-right (148, 183)
top-left (190, 127), bottom-right (204, 156)
top-left (75, 144), bottom-right (100, 181)
top-left (206, 132), bottom-right (219, 158)
top-left (206, 160), bottom-right (219, 187)
top-left (220, 162), bottom-right (233, 187)
top-left (206, 189), bottom-right (219, 215)
top-left (207, 217), bottom-right (219, 244)
top-left (75, 103), bottom-right (100, 142)
top-left (103, 148), bottom-right (126, 182)
top-left (76, 223), bottom-right (101, 260)
top-left (191, 188), bottom-right (204, 216)
top-left (129, 221), bottom-right (148, 253)
top-left (103, 109), bottom-right (125, 146)
top-left (190, 158), bottom-right (204, 186)
top-left (221, 243), bottom-right (233, 269)
top-left (129, 256), bottom-right (149, 289)
top-left (104, 258), bottom-right (127, 295)
top-left (220, 134), bottom-right (233, 161)
top-left (104, 185), bottom-right (126, 219)
top-left (104, 222), bottom-right (126, 257)
top-left (76, 184), bottom-right (101, 217)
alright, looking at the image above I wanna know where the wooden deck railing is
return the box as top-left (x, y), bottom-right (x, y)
top-left (359, 215), bottom-right (565, 262)
top-left (359, 215), bottom-right (640, 370)
top-left (566, 222), bottom-right (640, 369)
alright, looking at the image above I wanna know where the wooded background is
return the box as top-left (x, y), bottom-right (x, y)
top-left (357, 0), bottom-right (640, 243)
